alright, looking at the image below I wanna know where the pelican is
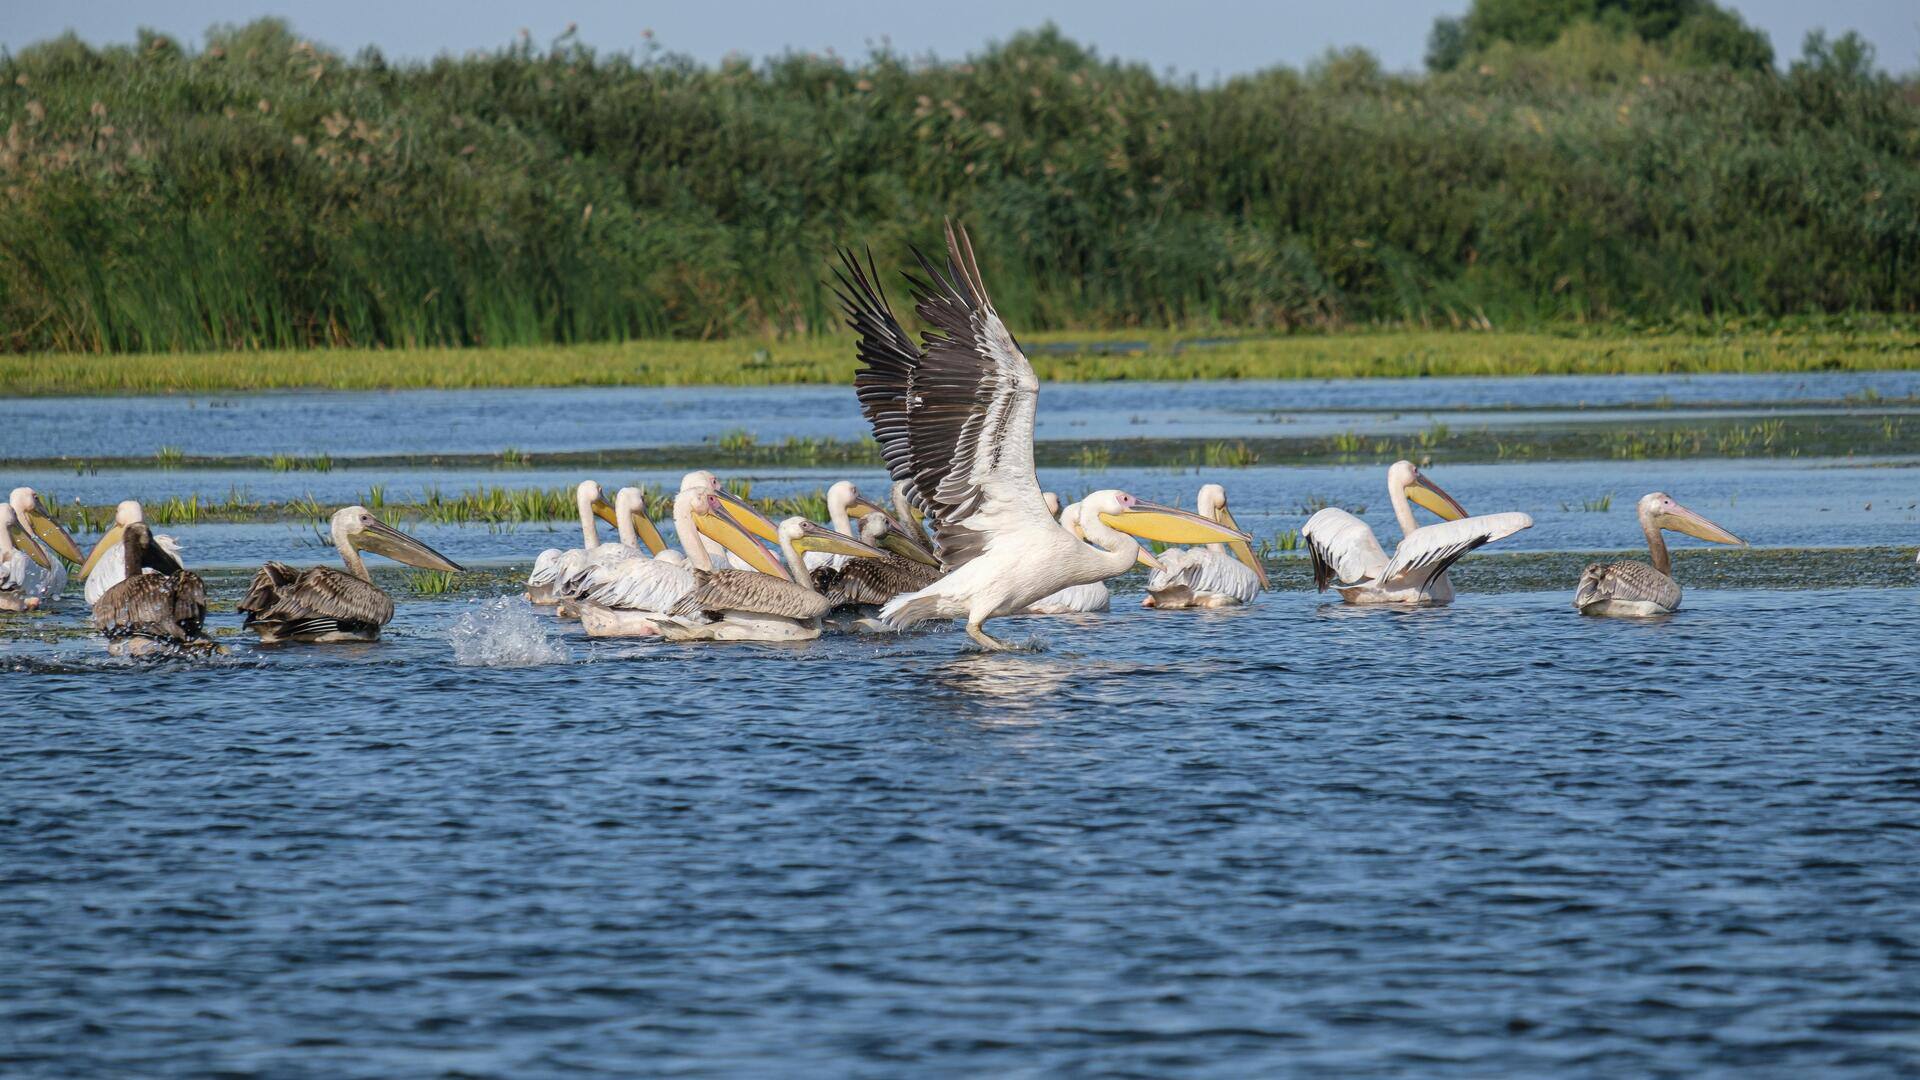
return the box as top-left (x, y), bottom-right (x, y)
top-left (813, 511), bottom-right (945, 614)
top-left (527, 481), bottom-right (615, 606)
top-left (82, 521), bottom-right (216, 654)
top-left (675, 470), bottom-right (786, 570)
top-left (803, 480), bottom-right (897, 572)
top-left (238, 506), bottom-right (464, 644)
top-left (1143, 484), bottom-right (1268, 608)
top-left (6, 487), bottom-right (82, 602)
top-left (836, 227), bottom-right (1249, 649)
top-left (82, 501), bottom-right (185, 606)
top-left (654, 492), bottom-right (889, 643)
top-left (577, 487), bottom-right (790, 639)
top-left (1026, 500), bottom-right (1112, 614)
top-left (1574, 493), bottom-right (1745, 616)
top-left (1, 504), bottom-right (51, 611)
top-left (1303, 461), bottom-right (1532, 606)
top-left (552, 486), bottom-right (667, 616)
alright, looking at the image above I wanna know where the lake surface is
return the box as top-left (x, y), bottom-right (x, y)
top-left (5, 370), bottom-right (1920, 1077)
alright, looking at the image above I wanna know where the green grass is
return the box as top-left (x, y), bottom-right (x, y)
top-left (1561, 492), bottom-right (1615, 513)
top-left (5, 326), bottom-right (1915, 396)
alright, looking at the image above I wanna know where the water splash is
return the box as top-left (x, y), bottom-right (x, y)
top-left (449, 597), bottom-right (569, 667)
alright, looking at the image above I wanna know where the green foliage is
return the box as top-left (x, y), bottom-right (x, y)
top-left (1430, 0), bottom-right (1774, 72)
top-left (0, 20), bottom-right (1911, 356)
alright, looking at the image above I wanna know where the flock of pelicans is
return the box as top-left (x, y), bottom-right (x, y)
top-left (2, 224), bottom-right (1771, 655)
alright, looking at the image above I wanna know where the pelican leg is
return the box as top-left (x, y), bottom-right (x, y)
top-left (965, 620), bottom-right (1012, 651)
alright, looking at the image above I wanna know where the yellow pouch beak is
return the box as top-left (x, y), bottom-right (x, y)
top-left (79, 524), bottom-right (126, 579)
top-left (696, 505), bottom-right (789, 579)
top-left (1406, 478), bottom-right (1469, 522)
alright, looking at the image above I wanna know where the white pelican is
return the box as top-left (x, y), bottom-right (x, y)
top-left (83, 500), bottom-right (185, 606)
top-left (527, 480), bottom-right (616, 606)
top-left (1574, 493), bottom-right (1745, 616)
top-left (1303, 461), bottom-right (1532, 605)
top-left (577, 486), bottom-right (794, 638)
top-left (1, 503), bottom-right (52, 611)
top-left (6, 487), bottom-right (82, 602)
top-left (675, 470), bottom-right (785, 570)
top-left (836, 226), bottom-right (1248, 649)
top-left (552, 486), bottom-right (669, 617)
top-left (82, 521), bottom-right (216, 654)
top-left (238, 506), bottom-right (465, 644)
top-left (653, 492), bottom-right (888, 643)
top-left (802, 480), bottom-right (896, 572)
top-left (1143, 483), bottom-right (1268, 608)
top-left (1026, 500), bottom-right (1112, 614)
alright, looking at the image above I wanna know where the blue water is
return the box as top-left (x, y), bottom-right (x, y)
top-left (7, 370), bottom-right (1920, 1076)
top-left (5, 588), bottom-right (1920, 1076)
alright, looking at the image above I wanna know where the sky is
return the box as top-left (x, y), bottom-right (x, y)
top-left (3, 1), bottom-right (1914, 76)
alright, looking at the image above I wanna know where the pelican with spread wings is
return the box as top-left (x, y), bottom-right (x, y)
top-left (1302, 460), bottom-right (1532, 605)
top-left (836, 224), bottom-right (1247, 650)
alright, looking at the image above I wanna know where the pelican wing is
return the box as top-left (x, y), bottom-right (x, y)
top-left (1, 549), bottom-right (30, 596)
top-left (670, 568), bottom-right (831, 622)
top-left (815, 555), bottom-right (942, 609)
top-left (527, 548), bottom-right (565, 587)
top-left (583, 557), bottom-right (695, 613)
top-left (1302, 508), bottom-right (1388, 591)
top-left (1148, 548), bottom-right (1262, 604)
top-left (1575, 560), bottom-right (1682, 611)
top-left (847, 225), bottom-right (1055, 570)
top-left (1381, 513), bottom-right (1533, 585)
top-left (239, 564), bottom-right (395, 635)
top-left (93, 570), bottom-right (209, 643)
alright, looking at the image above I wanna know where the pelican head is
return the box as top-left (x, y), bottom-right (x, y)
top-left (79, 500), bottom-right (152, 578)
top-left (7, 487), bottom-right (81, 564)
top-left (600, 485), bottom-right (667, 555)
top-left (1195, 482), bottom-right (1268, 589)
top-left (859, 511), bottom-right (943, 567)
top-left (0, 503), bottom-right (50, 571)
top-left (680, 470), bottom-right (782, 546)
top-left (115, 500), bottom-right (145, 526)
top-left (1083, 489), bottom-right (1252, 570)
top-left (679, 486), bottom-right (788, 578)
top-left (781, 516), bottom-right (887, 560)
top-left (1390, 460), bottom-right (1468, 522)
top-left (331, 506), bottom-right (465, 572)
top-left (1640, 493), bottom-right (1745, 546)
top-left (828, 479), bottom-right (889, 526)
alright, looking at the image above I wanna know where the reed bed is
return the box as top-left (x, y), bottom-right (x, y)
top-left (0, 21), bottom-right (1913, 357)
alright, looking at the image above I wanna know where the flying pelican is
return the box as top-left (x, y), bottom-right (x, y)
top-left (1026, 500), bottom-right (1113, 614)
top-left (836, 227), bottom-right (1249, 649)
top-left (82, 521), bottom-right (216, 654)
top-left (238, 506), bottom-right (464, 644)
top-left (1303, 461), bottom-right (1532, 605)
top-left (82, 501), bottom-right (185, 607)
top-left (655, 492), bottom-right (889, 643)
top-left (0, 504), bottom-right (51, 611)
top-left (1143, 483), bottom-right (1268, 608)
top-left (6, 487), bottom-right (82, 602)
top-left (1574, 493), bottom-right (1746, 616)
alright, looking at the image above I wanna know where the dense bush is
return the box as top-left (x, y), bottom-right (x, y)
top-left (0, 19), bottom-right (1914, 352)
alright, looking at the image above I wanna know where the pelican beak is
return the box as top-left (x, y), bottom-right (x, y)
top-left (357, 518), bottom-right (465, 572)
top-left (792, 519), bottom-right (886, 560)
top-left (1100, 500), bottom-right (1252, 547)
top-left (24, 503), bottom-right (82, 563)
top-left (846, 495), bottom-right (888, 519)
top-left (713, 488), bottom-right (784, 545)
top-left (1135, 545), bottom-right (1162, 571)
top-left (79, 524), bottom-right (126, 579)
top-left (695, 503), bottom-right (790, 579)
top-left (631, 509), bottom-right (669, 557)
top-left (1215, 506), bottom-right (1269, 589)
top-left (10, 521), bottom-right (50, 569)
top-left (1406, 475), bottom-right (1469, 522)
top-left (1659, 503), bottom-right (1746, 546)
top-left (878, 521), bottom-right (941, 567)
top-left (590, 495), bottom-right (619, 529)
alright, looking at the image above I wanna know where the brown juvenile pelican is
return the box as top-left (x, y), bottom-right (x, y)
top-left (1144, 483), bottom-right (1269, 608)
top-left (657, 496), bottom-right (889, 643)
top-left (6, 487), bottom-right (82, 603)
top-left (1303, 461), bottom-right (1532, 606)
top-left (1574, 493), bottom-right (1746, 616)
top-left (85, 522), bottom-right (216, 654)
top-left (239, 505), bottom-right (464, 644)
top-left (836, 228), bottom-right (1249, 649)
top-left (0, 503), bottom-right (52, 611)
top-left (813, 512), bottom-right (944, 612)
top-left (83, 500), bottom-right (185, 607)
